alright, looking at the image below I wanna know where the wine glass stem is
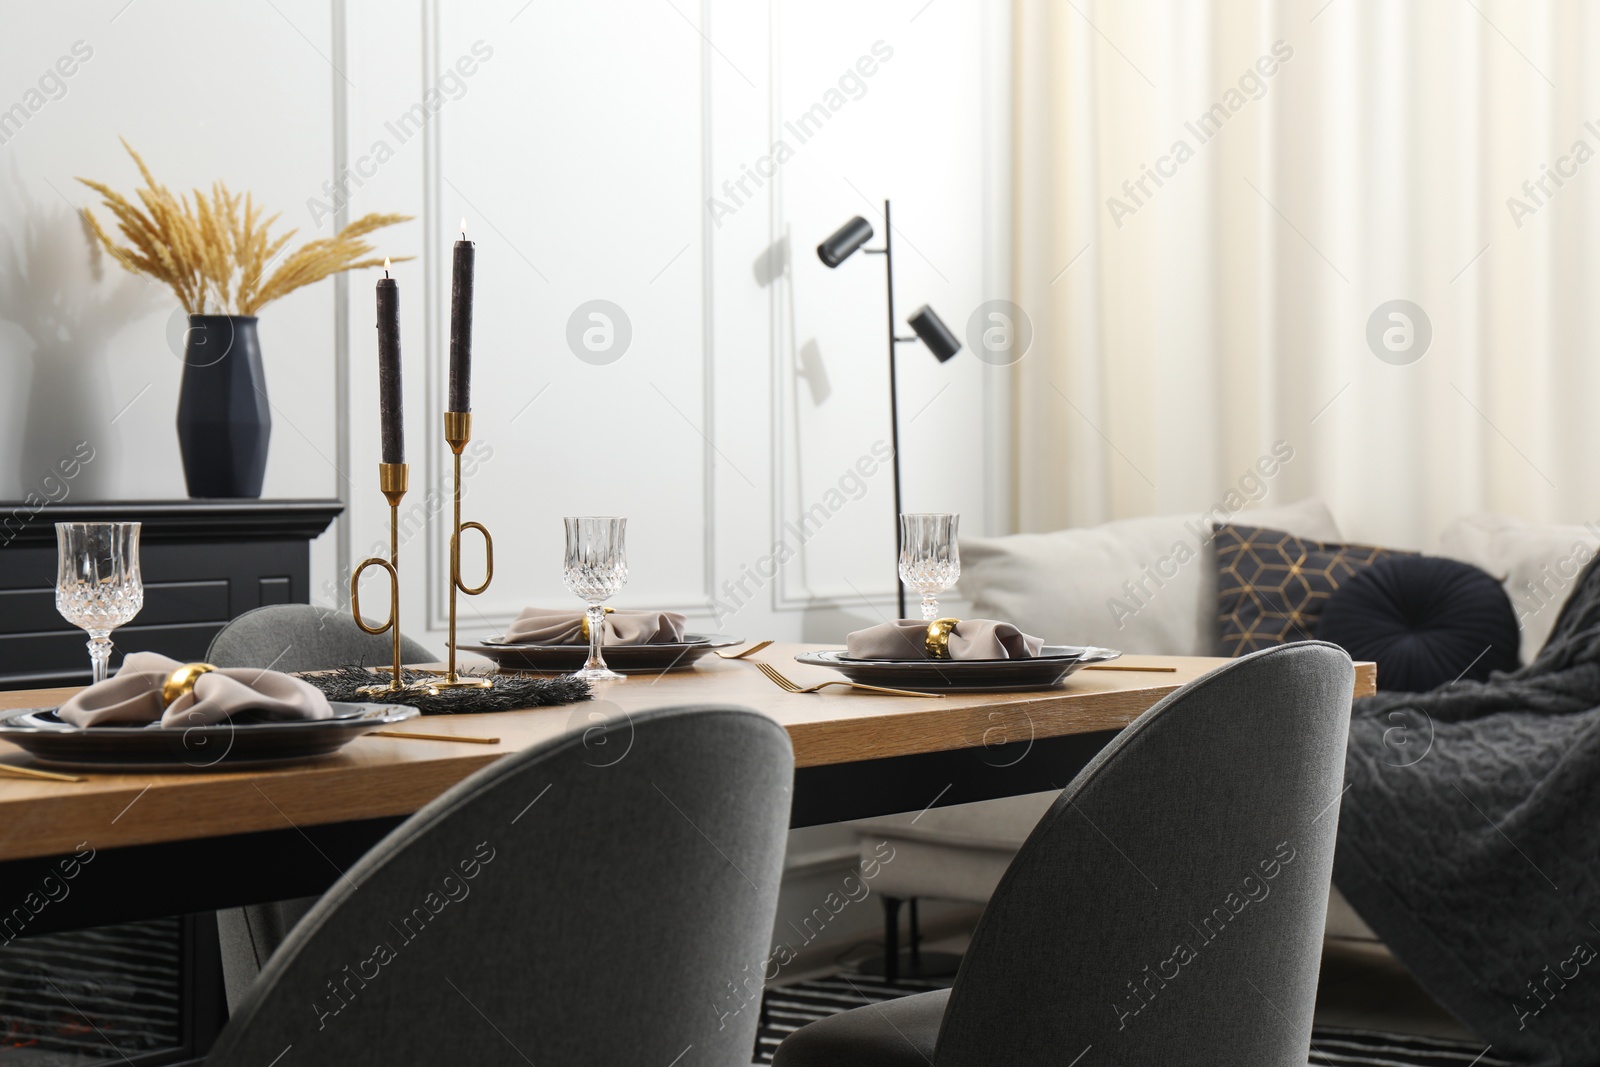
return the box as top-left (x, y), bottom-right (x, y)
top-left (584, 603), bottom-right (608, 672)
top-left (87, 631), bottom-right (113, 684)
top-left (920, 594), bottom-right (940, 621)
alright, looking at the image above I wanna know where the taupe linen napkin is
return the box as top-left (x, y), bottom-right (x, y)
top-left (846, 619), bottom-right (1046, 661)
top-left (503, 607), bottom-right (688, 645)
top-left (57, 651), bottom-right (334, 728)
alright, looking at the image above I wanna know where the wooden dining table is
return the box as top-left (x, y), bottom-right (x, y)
top-left (0, 646), bottom-right (1375, 935)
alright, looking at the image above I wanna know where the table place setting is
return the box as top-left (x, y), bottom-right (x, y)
top-left (0, 521), bottom-right (396, 771)
top-left (465, 517), bottom-right (741, 675)
top-left (781, 512), bottom-right (1124, 693)
top-left (467, 605), bottom-right (742, 675)
top-left (0, 651), bottom-right (418, 771)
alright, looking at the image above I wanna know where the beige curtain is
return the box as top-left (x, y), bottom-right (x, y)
top-left (1013, 0), bottom-right (1600, 550)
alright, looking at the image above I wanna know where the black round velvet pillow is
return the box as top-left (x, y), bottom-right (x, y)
top-left (1316, 555), bottom-right (1520, 693)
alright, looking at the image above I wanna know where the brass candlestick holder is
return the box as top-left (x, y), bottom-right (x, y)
top-left (435, 410), bottom-right (494, 689)
top-left (351, 462), bottom-right (436, 696)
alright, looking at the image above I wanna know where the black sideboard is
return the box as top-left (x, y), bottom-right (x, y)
top-left (0, 499), bottom-right (342, 690)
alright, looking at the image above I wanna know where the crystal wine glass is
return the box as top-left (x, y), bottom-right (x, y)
top-left (563, 516), bottom-right (628, 683)
top-left (899, 513), bottom-right (960, 621)
top-left (55, 522), bottom-right (144, 684)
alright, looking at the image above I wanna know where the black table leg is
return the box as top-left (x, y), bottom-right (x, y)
top-left (883, 895), bottom-right (903, 985)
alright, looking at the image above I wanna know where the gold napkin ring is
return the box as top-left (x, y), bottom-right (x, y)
top-left (925, 618), bottom-right (961, 660)
top-left (578, 606), bottom-right (616, 642)
top-left (162, 662), bottom-right (217, 708)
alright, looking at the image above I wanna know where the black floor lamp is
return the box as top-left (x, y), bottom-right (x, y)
top-left (818, 200), bottom-right (961, 619)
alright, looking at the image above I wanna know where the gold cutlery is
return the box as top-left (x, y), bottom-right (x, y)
top-left (716, 640), bottom-right (774, 660)
top-left (1082, 665), bottom-right (1178, 673)
top-left (369, 730), bottom-right (501, 745)
top-left (753, 661), bottom-right (941, 699)
top-left (0, 763), bottom-right (85, 783)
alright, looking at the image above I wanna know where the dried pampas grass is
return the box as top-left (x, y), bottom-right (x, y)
top-left (79, 139), bottom-right (410, 316)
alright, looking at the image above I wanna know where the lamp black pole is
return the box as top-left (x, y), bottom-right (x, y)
top-left (865, 200), bottom-right (908, 619)
top-left (818, 199), bottom-right (961, 620)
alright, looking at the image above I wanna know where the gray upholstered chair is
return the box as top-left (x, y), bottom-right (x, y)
top-left (206, 602), bottom-right (439, 1006)
top-left (207, 703), bottom-right (793, 1065)
top-left (205, 603), bottom-right (437, 673)
top-left (775, 641), bottom-right (1354, 1067)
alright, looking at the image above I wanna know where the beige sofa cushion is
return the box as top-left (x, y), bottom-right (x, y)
top-left (1438, 513), bottom-right (1600, 663)
top-left (857, 794), bottom-right (1381, 939)
top-left (855, 792), bottom-right (1057, 903)
top-left (957, 498), bottom-right (1341, 656)
top-left (1325, 885), bottom-right (1380, 940)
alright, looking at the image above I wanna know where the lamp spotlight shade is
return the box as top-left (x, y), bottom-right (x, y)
top-left (817, 216), bottom-right (875, 267)
top-left (908, 305), bottom-right (962, 362)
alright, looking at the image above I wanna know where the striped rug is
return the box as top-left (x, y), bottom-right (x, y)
top-left (0, 919), bottom-right (183, 1061)
top-left (754, 972), bottom-right (1517, 1066)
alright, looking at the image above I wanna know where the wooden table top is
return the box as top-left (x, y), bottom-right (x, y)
top-left (0, 647), bottom-right (1375, 862)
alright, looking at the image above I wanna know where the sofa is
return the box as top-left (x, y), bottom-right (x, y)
top-left (855, 501), bottom-right (1595, 952)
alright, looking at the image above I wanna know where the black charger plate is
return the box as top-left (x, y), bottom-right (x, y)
top-left (0, 702), bottom-right (419, 771)
top-left (793, 645), bottom-right (1122, 692)
top-left (465, 634), bottom-right (741, 674)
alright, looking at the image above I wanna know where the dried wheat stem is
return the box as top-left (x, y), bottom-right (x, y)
top-left (79, 142), bottom-right (412, 317)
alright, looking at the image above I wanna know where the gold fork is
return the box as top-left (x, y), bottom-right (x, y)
top-left (716, 640), bottom-right (774, 660)
top-left (753, 661), bottom-right (941, 699)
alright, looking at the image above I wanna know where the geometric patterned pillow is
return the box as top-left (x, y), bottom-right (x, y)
top-left (1215, 524), bottom-right (1414, 657)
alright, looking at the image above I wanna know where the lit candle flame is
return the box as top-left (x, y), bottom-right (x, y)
top-left (460, 217), bottom-right (468, 240)
top-left (383, 256), bottom-right (391, 277)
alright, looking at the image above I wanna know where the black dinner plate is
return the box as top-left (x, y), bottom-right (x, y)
top-left (464, 633), bottom-right (742, 674)
top-left (0, 702), bottom-right (420, 771)
top-left (792, 645), bottom-right (1123, 691)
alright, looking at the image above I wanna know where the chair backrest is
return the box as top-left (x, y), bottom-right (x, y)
top-left (206, 704), bottom-right (793, 1066)
top-left (933, 642), bottom-right (1354, 1067)
top-left (206, 603), bottom-right (437, 672)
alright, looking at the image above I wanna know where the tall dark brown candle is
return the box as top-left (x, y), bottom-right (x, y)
top-left (375, 267), bottom-right (404, 463)
top-left (448, 221), bottom-right (474, 413)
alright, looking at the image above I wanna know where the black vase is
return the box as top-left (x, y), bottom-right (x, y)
top-left (176, 315), bottom-right (272, 498)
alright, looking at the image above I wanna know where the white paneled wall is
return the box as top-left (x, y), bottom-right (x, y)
top-left (0, 0), bottom-right (343, 585)
top-left (1, 0), bottom-right (1012, 647)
